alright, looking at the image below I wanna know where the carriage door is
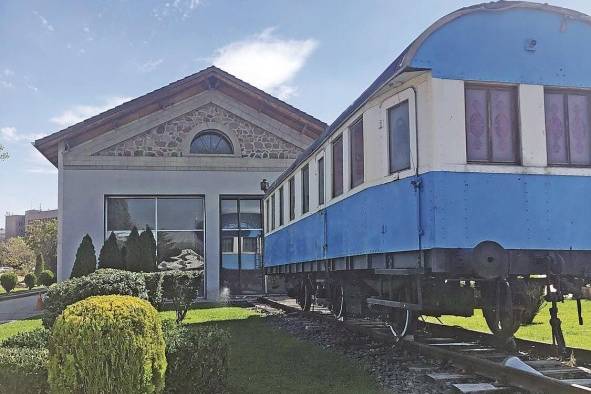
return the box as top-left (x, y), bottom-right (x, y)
top-left (220, 196), bottom-right (264, 295)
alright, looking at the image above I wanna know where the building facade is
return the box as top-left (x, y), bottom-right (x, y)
top-left (34, 67), bottom-right (325, 299)
top-left (4, 209), bottom-right (58, 240)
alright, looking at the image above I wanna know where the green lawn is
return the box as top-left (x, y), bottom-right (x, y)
top-left (1, 305), bottom-right (383, 394)
top-left (423, 299), bottom-right (591, 349)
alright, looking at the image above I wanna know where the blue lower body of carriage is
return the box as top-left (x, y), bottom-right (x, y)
top-left (264, 171), bottom-right (591, 267)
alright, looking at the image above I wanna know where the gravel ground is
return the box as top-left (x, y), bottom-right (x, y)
top-left (252, 304), bottom-right (465, 393)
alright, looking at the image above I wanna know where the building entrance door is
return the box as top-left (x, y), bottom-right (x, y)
top-left (220, 196), bottom-right (264, 295)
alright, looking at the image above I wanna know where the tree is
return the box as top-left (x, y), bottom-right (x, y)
top-left (24, 273), bottom-right (37, 290)
top-left (138, 226), bottom-right (157, 272)
top-left (124, 227), bottom-right (142, 272)
top-left (0, 144), bottom-right (8, 161)
top-left (0, 237), bottom-right (35, 273)
top-left (0, 272), bottom-right (18, 293)
top-left (98, 232), bottom-right (123, 269)
top-left (34, 254), bottom-right (46, 280)
top-left (25, 219), bottom-right (58, 273)
top-left (39, 270), bottom-right (55, 286)
top-left (70, 234), bottom-right (96, 278)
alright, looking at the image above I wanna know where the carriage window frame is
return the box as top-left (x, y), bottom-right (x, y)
top-left (279, 186), bottom-right (284, 226)
top-left (464, 83), bottom-right (521, 165)
top-left (317, 155), bottom-right (325, 206)
top-left (331, 135), bottom-right (344, 198)
top-left (350, 117), bottom-right (364, 188)
top-left (301, 164), bottom-right (310, 214)
top-left (544, 88), bottom-right (591, 167)
top-left (288, 177), bottom-right (295, 221)
top-left (270, 193), bottom-right (276, 230)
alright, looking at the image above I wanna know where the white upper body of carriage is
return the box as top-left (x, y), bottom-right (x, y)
top-left (264, 1), bottom-right (591, 266)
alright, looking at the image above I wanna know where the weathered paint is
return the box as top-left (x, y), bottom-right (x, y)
top-left (412, 8), bottom-right (591, 87)
top-left (264, 171), bottom-right (591, 267)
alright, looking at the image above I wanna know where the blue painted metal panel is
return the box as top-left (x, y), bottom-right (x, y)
top-left (411, 8), bottom-right (591, 87)
top-left (264, 171), bottom-right (591, 267)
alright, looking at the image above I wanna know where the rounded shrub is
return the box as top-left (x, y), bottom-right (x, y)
top-left (24, 273), bottom-right (37, 290)
top-left (48, 295), bottom-right (166, 394)
top-left (38, 270), bottom-right (55, 287)
top-left (0, 272), bottom-right (18, 293)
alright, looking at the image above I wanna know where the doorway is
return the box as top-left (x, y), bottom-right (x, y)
top-left (219, 196), bottom-right (264, 295)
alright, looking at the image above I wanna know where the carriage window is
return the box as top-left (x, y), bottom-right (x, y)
top-left (318, 157), bottom-right (325, 205)
top-left (465, 85), bottom-right (519, 164)
top-left (271, 194), bottom-right (276, 230)
top-left (301, 164), bottom-right (310, 214)
top-left (265, 199), bottom-right (270, 232)
top-left (332, 135), bottom-right (344, 197)
top-left (545, 91), bottom-right (591, 166)
top-left (350, 118), bottom-right (364, 188)
top-left (388, 101), bottom-right (411, 173)
top-left (279, 186), bottom-right (284, 226)
top-left (289, 177), bottom-right (295, 221)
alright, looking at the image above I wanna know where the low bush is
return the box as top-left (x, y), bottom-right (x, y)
top-left (1, 328), bottom-right (50, 349)
top-left (162, 320), bottom-right (229, 394)
top-left (145, 271), bottom-right (164, 310)
top-left (0, 272), bottom-right (18, 293)
top-left (42, 268), bottom-right (148, 328)
top-left (48, 295), bottom-right (167, 394)
top-left (0, 347), bottom-right (49, 394)
top-left (38, 269), bottom-right (55, 287)
top-left (24, 272), bottom-right (37, 290)
top-left (162, 270), bottom-right (202, 322)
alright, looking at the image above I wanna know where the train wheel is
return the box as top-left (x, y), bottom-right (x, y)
top-left (482, 308), bottom-right (523, 338)
top-left (388, 308), bottom-right (415, 338)
top-left (296, 279), bottom-right (313, 311)
top-left (330, 282), bottom-right (346, 320)
top-left (481, 280), bottom-right (523, 339)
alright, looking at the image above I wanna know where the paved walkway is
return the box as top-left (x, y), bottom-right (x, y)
top-left (0, 293), bottom-right (44, 322)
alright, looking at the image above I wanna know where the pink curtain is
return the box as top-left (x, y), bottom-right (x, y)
top-left (568, 94), bottom-right (591, 165)
top-left (545, 93), bottom-right (567, 164)
top-left (490, 90), bottom-right (518, 162)
top-left (466, 88), bottom-right (488, 161)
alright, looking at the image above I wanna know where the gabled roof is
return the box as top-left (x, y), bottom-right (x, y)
top-left (34, 66), bottom-right (327, 167)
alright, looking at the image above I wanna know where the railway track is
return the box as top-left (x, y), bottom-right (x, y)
top-left (257, 296), bottom-right (591, 393)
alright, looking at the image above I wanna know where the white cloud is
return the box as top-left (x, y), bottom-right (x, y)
top-left (0, 126), bottom-right (44, 143)
top-left (0, 80), bottom-right (13, 89)
top-left (50, 96), bottom-right (132, 128)
top-left (3, 69), bottom-right (14, 77)
top-left (212, 28), bottom-right (318, 100)
top-left (138, 58), bottom-right (164, 73)
top-left (33, 11), bottom-right (54, 32)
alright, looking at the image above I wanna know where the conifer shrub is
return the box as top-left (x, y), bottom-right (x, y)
top-left (38, 269), bottom-right (55, 287)
top-left (98, 232), bottom-right (123, 269)
top-left (0, 272), bottom-right (18, 293)
top-left (34, 254), bottom-right (45, 282)
top-left (42, 268), bottom-right (148, 328)
top-left (125, 227), bottom-right (142, 272)
top-left (70, 234), bottom-right (97, 278)
top-left (24, 272), bottom-right (37, 290)
top-left (48, 295), bottom-right (167, 394)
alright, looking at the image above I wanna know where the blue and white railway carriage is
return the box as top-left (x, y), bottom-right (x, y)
top-left (263, 1), bottom-right (591, 343)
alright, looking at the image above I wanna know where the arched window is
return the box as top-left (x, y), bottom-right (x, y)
top-left (190, 130), bottom-right (234, 154)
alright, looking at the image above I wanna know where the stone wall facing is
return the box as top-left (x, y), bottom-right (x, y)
top-left (95, 103), bottom-right (302, 159)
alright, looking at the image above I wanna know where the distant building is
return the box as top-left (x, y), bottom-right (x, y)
top-left (4, 209), bottom-right (58, 240)
top-left (0, 228), bottom-right (5, 241)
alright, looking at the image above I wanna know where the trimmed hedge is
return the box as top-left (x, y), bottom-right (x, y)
top-left (145, 272), bottom-right (164, 310)
top-left (38, 269), bottom-right (55, 287)
top-left (0, 272), bottom-right (18, 293)
top-left (25, 273), bottom-right (37, 290)
top-left (0, 347), bottom-right (49, 394)
top-left (162, 271), bottom-right (202, 322)
top-left (1, 328), bottom-right (50, 349)
top-left (42, 269), bottom-right (148, 328)
top-left (48, 295), bottom-right (167, 394)
top-left (162, 321), bottom-right (229, 394)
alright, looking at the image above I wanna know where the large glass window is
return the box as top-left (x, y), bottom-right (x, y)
top-left (220, 197), bottom-right (263, 295)
top-left (318, 157), bottom-right (325, 206)
top-left (545, 90), bottom-right (591, 166)
top-left (388, 101), bottom-right (411, 173)
top-left (279, 186), bottom-right (284, 226)
top-left (301, 164), bottom-right (310, 214)
top-left (465, 85), bottom-right (519, 164)
top-left (289, 177), bottom-right (295, 220)
top-left (105, 196), bottom-right (205, 294)
top-left (332, 135), bottom-right (343, 198)
top-left (350, 118), bottom-right (364, 188)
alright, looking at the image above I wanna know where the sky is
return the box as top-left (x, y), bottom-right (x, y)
top-left (1, 0), bottom-right (591, 219)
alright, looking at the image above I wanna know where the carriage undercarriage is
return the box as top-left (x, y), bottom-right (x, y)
top-left (266, 243), bottom-right (590, 353)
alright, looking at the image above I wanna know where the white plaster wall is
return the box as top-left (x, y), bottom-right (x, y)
top-left (59, 168), bottom-right (282, 300)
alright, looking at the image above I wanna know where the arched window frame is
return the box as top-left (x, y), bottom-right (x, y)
top-left (184, 123), bottom-right (241, 157)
